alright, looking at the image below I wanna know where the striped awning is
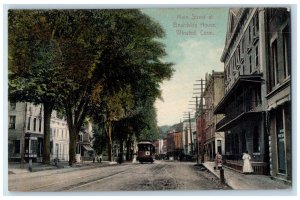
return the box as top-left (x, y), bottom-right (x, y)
top-left (82, 145), bottom-right (94, 151)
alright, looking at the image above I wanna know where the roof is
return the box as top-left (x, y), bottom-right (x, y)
top-left (82, 144), bottom-right (94, 151)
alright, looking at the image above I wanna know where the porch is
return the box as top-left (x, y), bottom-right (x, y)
top-left (223, 159), bottom-right (268, 175)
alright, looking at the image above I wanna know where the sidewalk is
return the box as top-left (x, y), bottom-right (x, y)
top-left (8, 160), bottom-right (116, 174)
top-left (203, 162), bottom-right (291, 190)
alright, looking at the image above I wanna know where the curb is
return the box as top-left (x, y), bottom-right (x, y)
top-left (201, 163), bottom-right (233, 189)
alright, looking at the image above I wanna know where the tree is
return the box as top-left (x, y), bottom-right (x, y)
top-left (9, 9), bottom-right (174, 165)
top-left (86, 10), bottom-right (174, 162)
top-left (92, 123), bottom-right (106, 155)
top-left (8, 10), bottom-right (68, 164)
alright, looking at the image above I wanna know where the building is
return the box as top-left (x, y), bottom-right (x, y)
top-left (166, 131), bottom-right (175, 157)
top-left (76, 119), bottom-right (94, 162)
top-left (265, 8), bottom-right (291, 182)
top-left (50, 110), bottom-right (69, 161)
top-left (182, 119), bottom-right (196, 155)
top-left (202, 71), bottom-right (225, 161)
top-left (8, 102), bottom-right (69, 162)
top-left (214, 8), bottom-right (291, 179)
top-left (154, 138), bottom-right (167, 155)
top-left (215, 8), bottom-right (269, 174)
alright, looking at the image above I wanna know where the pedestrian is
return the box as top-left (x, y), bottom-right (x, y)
top-left (242, 151), bottom-right (254, 174)
top-left (99, 154), bottom-right (102, 163)
top-left (214, 151), bottom-right (222, 170)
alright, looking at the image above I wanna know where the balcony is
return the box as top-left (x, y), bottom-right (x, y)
top-left (216, 105), bottom-right (262, 131)
top-left (214, 75), bottom-right (264, 132)
top-left (214, 75), bottom-right (263, 114)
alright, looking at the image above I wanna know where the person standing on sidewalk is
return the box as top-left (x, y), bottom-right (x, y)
top-left (99, 154), bottom-right (102, 163)
top-left (214, 152), bottom-right (222, 170)
top-left (242, 151), bottom-right (254, 174)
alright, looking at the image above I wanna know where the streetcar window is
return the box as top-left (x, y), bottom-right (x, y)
top-left (138, 144), bottom-right (151, 151)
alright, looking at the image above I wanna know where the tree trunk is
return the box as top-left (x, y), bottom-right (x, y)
top-left (126, 139), bottom-right (130, 161)
top-left (119, 138), bottom-right (124, 154)
top-left (43, 102), bottom-right (54, 164)
top-left (107, 137), bottom-right (113, 162)
top-left (68, 127), bottom-right (77, 166)
top-left (106, 122), bottom-right (113, 162)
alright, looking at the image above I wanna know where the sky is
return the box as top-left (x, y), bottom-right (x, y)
top-left (141, 8), bottom-right (229, 126)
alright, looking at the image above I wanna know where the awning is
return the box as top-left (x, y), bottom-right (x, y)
top-left (82, 145), bottom-right (94, 151)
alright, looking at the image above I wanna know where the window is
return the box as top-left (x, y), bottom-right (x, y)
top-left (241, 37), bottom-right (245, 54)
top-left (27, 117), bottom-right (31, 130)
top-left (10, 102), bottom-right (16, 110)
top-left (271, 40), bottom-right (279, 86)
top-left (255, 46), bottom-right (259, 67)
top-left (255, 13), bottom-right (259, 34)
top-left (39, 118), bottom-right (42, 132)
top-left (248, 27), bottom-right (251, 43)
top-left (241, 130), bottom-right (246, 153)
top-left (276, 108), bottom-right (286, 174)
top-left (249, 55), bottom-right (252, 73)
top-left (283, 26), bottom-right (291, 78)
top-left (9, 116), bottom-right (16, 129)
top-left (217, 140), bottom-right (222, 154)
top-left (253, 126), bottom-right (260, 152)
top-left (252, 22), bottom-right (256, 39)
top-left (237, 46), bottom-right (240, 63)
top-left (50, 141), bottom-right (53, 154)
top-left (14, 140), bottom-right (20, 154)
top-left (33, 118), bottom-right (37, 131)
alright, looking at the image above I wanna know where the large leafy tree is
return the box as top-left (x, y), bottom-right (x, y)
top-left (9, 9), bottom-right (174, 165)
top-left (8, 10), bottom-right (69, 164)
top-left (88, 10), bottom-right (174, 162)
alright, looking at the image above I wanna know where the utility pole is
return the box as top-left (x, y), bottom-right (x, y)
top-left (198, 78), bottom-right (206, 164)
top-left (188, 112), bottom-right (193, 155)
top-left (183, 111), bottom-right (194, 156)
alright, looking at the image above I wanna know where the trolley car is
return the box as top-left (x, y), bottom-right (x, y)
top-left (137, 141), bottom-right (155, 163)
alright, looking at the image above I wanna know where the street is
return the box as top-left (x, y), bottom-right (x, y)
top-left (8, 161), bottom-right (231, 192)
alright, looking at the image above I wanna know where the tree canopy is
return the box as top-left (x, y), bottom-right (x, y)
top-left (8, 9), bottom-right (174, 164)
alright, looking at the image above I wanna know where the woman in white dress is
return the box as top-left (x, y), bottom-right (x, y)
top-left (242, 151), bottom-right (254, 174)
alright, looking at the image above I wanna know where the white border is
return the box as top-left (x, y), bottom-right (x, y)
top-left (1, 0), bottom-right (299, 199)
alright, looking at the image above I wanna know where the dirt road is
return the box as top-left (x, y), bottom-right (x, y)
top-left (8, 160), bottom-right (231, 192)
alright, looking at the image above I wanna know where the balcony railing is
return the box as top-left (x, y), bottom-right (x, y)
top-left (216, 102), bottom-right (262, 131)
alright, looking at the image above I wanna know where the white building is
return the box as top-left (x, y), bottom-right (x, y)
top-left (8, 102), bottom-right (69, 162)
top-left (182, 119), bottom-right (196, 155)
top-left (50, 110), bottom-right (69, 161)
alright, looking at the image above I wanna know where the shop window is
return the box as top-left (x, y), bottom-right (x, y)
top-left (253, 126), bottom-right (260, 152)
top-left (241, 130), bottom-right (247, 153)
top-left (276, 108), bottom-right (286, 174)
top-left (14, 140), bottom-right (20, 154)
top-left (217, 140), bottom-right (222, 154)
